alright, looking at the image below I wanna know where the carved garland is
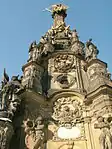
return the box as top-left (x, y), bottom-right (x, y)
top-left (54, 54), bottom-right (75, 73)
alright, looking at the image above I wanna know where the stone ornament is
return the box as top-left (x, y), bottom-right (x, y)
top-left (27, 66), bottom-right (41, 88)
top-left (71, 41), bottom-right (84, 56)
top-left (28, 39), bottom-right (55, 63)
top-left (24, 116), bottom-right (45, 149)
top-left (54, 54), bottom-right (75, 73)
top-left (57, 126), bottom-right (80, 139)
top-left (39, 36), bottom-right (55, 56)
top-left (88, 63), bottom-right (109, 81)
top-left (52, 122), bottom-right (85, 141)
top-left (23, 65), bottom-right (43, 93)
top-left (56, 74), bottom-right (77, 89)
top-left (57, 123), bottom-right (85, 140)
top-left (48, 24), bottom-right (71, 38)
top-left (52, 96), bottom-right (83, 125)
top-left (94, 116), bottom-right (112, 149)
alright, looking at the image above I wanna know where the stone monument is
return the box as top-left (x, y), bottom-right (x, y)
top-left (0, 3), bottom-right (112, 149)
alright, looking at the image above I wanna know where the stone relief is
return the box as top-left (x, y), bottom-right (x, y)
top-left (45, 30), bottom-right (71, 51)
top-left (54, 54), bottom-right (75, 73)
top-left (52, 96), bottom-right (83, 125)
top-left (24, 116), bottom-right (45, 149)
top-left (38, 36), bottom-right (55, 56)
top-left (50, 121), bottom-right (85, 141)
top-left (48, 23), bottom-right (71, 38)
top-left (94, 116), bottom-right (112, 149)
top-left (55, 74), bottom-right (77, 89)
top-left (85, 39), bottom-right (99, 61)
top-left (28, 39), bottom-right (55, 63)
top-left (88, 63), bottom-right (110, 81)
top-left (23, 65), bottom-right (42, 93)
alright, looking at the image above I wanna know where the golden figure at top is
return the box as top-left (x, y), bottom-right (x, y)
top-left (51, 4), bottom-right (68, 13)
top-left (44, 4), bottom-right (68, 15)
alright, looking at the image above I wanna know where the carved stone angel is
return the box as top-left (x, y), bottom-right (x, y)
top-left (94, 116), bottom-right (112, 149)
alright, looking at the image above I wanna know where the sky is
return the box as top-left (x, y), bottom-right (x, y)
top-left (0, 0), bottom-right (112, 79)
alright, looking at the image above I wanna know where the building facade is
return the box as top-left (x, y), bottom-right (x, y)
top-left (0, 4), bottom-right (112, 149)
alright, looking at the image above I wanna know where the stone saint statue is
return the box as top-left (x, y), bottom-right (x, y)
top-left (94, 116), bottom-right (112, 149)
top-left (28, 41), bottom-right (41, 62)
top-left (72, 29), bottom-right (79, 42)
top-left (85, 39), bottom-right (99, 61)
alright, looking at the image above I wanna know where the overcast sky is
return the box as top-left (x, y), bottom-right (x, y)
top-left (0, 0), bottom-right (112, 78)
